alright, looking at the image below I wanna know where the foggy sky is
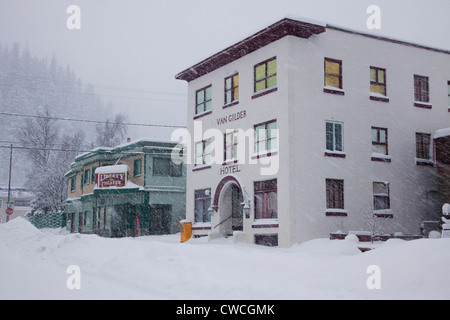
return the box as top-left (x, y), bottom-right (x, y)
top-left (0, 0), bottom-right (449, 140)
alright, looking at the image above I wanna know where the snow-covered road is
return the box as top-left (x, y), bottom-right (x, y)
top-left (1, 218), bottom-right (449, 300)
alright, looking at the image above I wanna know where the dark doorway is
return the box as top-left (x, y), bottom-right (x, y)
top-left (149, 204), bottom-right (172, 235)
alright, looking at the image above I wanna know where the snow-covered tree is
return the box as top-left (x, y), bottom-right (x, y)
top-left (0, 42), bottom-right (110, 186)
top-left (95, 109), bottom-right (128, 147)
top-left (18, 108), bottom-right (85, 214)
top-left (365, 209), bottom-right (389, 243)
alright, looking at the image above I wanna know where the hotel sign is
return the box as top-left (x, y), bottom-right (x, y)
top-left (216, 110), bottom-right (247, 126)
top-left (98, 173), bottom-right (126, 188)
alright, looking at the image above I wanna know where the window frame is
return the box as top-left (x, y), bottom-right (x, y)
top-left (373, 182), bottom-right (391, 216)
top-left (324, 58), bottom-right (343, 94)
top-left (133, 158), bottom-right (142, 177)
top-left (325, 121), bottom-right (344, 155)
top-left (370, 66), bottom-right (387, 97)
top-left (153, 157), bottom-right (182, 177)
top-left (254, 179), bottom-right (278, 220)
top-left (414, 75), bottom-right (431, 108)
top-left (194, 188), bottom-right (211, 223)
top-left (415, 132), bottom-right (431, 161)
top-left (83, 168), bottom-right (90, 185)
top-left (224, 130), bottom-right (239, 163)
top-left (224, 73), bottom-right (239, 106)
top-left (326, 179), bottom-right (345, 211)
top-left (253, 57), bottom-right (277, 93)
top-left (371, 127), bottom-right (390, 161)
top-left (91, 167), bottom-right (97, 184)
top-left (195, 85), bottom-right (212, 116)
top-left (194, 139), bottom-right (213, 167)
top-left (70, 177), bottom-right (76, 193)
top-left (254, 119), bottom-right (278, 156)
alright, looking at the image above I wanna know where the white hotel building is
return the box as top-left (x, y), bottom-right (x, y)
top-left (175, 17), bottom-right (450, 247)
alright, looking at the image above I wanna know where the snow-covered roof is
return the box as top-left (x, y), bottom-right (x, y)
top-left (176, 17), bottom-right (326, 82)
top-left (112, 137), bottom-right (178, 150)
top-left (95, 164), bottom-right (128, 174)
top-left (176, 16), bottom-right (450, 83)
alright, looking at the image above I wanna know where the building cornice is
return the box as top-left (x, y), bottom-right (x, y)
top-left (175, 18), bottom-right (326, 82)
top-left (175, 17), bottom-right (450, 83)
top-left (326, 25), bottom-right (450, 56)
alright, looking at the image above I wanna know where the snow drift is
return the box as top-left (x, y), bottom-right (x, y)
top-left (1, 217), bottom-right (450, 300)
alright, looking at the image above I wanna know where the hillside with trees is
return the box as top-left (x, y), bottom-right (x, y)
top-left (0, 43), bottom-right (127, 213)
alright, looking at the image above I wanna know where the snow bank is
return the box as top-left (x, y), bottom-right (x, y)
top-left (443, 203), bottom-right (450, 216)
top-left (1, 218), bottom-right (450, 300)
top-left (434, 128), bottom-right (450, 139)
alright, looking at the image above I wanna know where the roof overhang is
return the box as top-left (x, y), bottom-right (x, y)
top-left (175, 18), bottom-right (326, 82)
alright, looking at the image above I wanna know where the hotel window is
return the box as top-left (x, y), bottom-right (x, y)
top-left (224, 130), bottom-right (239, 162)
top-left (326, 121), bottom-right (343, 153)
top-left (370, 67), bottom-right (387, 96)
top-left (84, 168), bottom-right (90, 185)
top-left (224, 74), bottom-right (239, 105)
top-left (254, 57), bottom-right (277, 93)
top-left (326, 179), bottom-right (344, 210)
top-left (133, 158), bottom-right (142, 177)
top-left (371, 127), bottom-right (388, 155)
top-left (254, 120), bottom-right (277, 155)
top-left (324, 58), bottom-right (343, 91)
top-left (373, 182), bottom-right (390, 211)
top-left (195, 139), bottom-right (213, 166)
top-left (194, 189), bottom-right (211, 223)
top-left (153, 157), bottom-right (182, 177)
top-left (195, 85), bottom-right (212, 115)
top-left (254, 179), bottom-right (278, 219)
top-left (414, 75), bottom-right (430, 108)
top-left (415, 133), bottom-right (431, 160)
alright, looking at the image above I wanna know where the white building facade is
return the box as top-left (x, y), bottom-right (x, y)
top-left (176, 18), bottom-right (450, 247)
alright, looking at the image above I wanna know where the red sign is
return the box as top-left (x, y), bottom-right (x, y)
top-left (6, 207), bottom-right (13, 215)
top-left (98, 172), bottom-right (126, 188)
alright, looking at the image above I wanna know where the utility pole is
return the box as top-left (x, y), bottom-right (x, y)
top-left (6, 144), bottom-right (12, 222)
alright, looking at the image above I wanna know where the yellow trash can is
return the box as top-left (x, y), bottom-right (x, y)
top-left (180, 220), bottom-right (192, 243)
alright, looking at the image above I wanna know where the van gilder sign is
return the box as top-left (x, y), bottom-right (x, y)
top-left (216, 110), bottom-right (247, 125)
top-left (98, 172), bottom-right (126, 188)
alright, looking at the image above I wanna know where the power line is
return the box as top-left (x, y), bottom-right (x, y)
top-left (0, 73), bottom-right (187, 97)
top-left (0, 140), bottom-right (94, 149)
top-left (0, 144), bottom-right (92, 153)
top-left (0, 82), bottom-right (186, 104)
top-left (0, 111), bottom-right (187, 129)
top-left (0, 144), bottom-right (150, 156)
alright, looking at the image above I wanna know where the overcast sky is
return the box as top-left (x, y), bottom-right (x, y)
top-left (1, 0), bottom-right (449, 140)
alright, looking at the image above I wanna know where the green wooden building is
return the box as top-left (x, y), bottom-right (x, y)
top-left (64, 139), bottom-right (185, 237)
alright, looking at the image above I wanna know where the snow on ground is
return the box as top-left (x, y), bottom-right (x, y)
top-left (1, 217), bottom-right (450, 300)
